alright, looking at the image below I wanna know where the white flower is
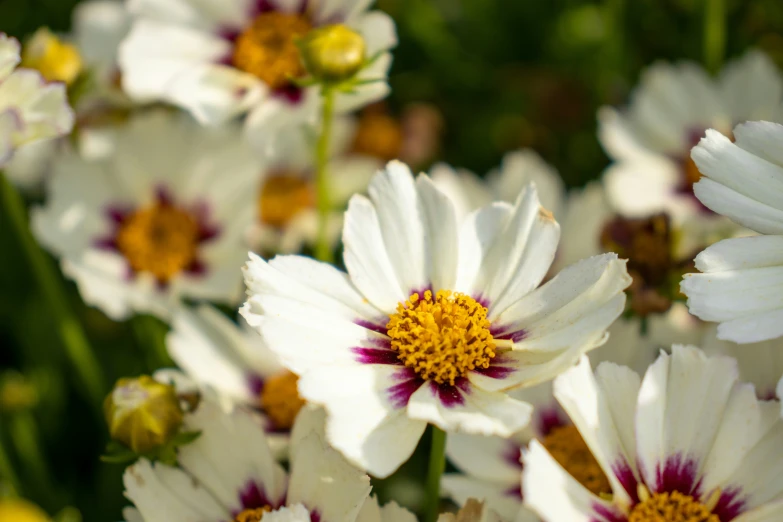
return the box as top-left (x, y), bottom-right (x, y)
top-left (32, 110), bottom-right (258, 321)
top-left (167, 305), bottom-right (304, 458)
top-left (0, 33), bottom-right (73, 170)
top-left (701, 325), bottom-right (783, 400)
top-left (429, 149), bottom-right (565, 222)
top-left (681, 121), bottom-right (783, 343)
top-left (248, 116), bottom-right (380, 255)
top-left (242, 160), bottom-right (631, 478)
top-left (599, 50), bottom-right (782, 220)
top-left (523, 345), bottom-right (783, 522)
top-left (123, 400), bottom-right (415, 522)
top-left (118, 0), bottom-right (396, 156)
top-left (437, 499), bottom-right (503, 522)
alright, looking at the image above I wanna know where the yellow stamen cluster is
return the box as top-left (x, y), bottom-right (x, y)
top-left (22, 28), bottom-right (83, 86)
top-left (235, 506), bottom-right (273, 522)
top-left (542, 425), bottom-right (611, 496)
top-left (260, 371), bottom-right (305, 430)
top-left (387, 290), bottom-right (496, 385)
top-left (628, 491), bottom-right (719, 522)
top-left (116, 203), bottom-right (200, 283)
top-left (232, 12), bottom-right (312, 90)
top-left (258, 173), bottom-right (315, 228)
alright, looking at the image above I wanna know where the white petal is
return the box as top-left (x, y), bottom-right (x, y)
top-left (720, 51), bottom-right (783, 124)
top-left (74, 0), bottom-right (131, 68)
top-left (352, 11), bottom-right (397, 56)
top-left (733, 501), bottom-right (783, 522)
top-left (0, 34), bottom-right (20, 80)
top-left (298, 363), bottom-right (427, 479)
top-left (733, 120), bottom-right (783, 167)
top-left (488, 149), bottom-right (565, 218)
top-left (440, 476), bottom-right (521, 521)
top-left (407, 380), bottom-right (533, 437)
top-left (416, 175), bottom-right (459, 291)
top-left (264, 504), bottom-right (313, 522)
top-left (445, 432), bottom-right (521, 484)
top-left (603, 155), bottom-right (683, 218)
top-left (455, 202), bottom-right (512, 295)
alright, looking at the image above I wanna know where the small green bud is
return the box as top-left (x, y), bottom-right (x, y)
top-left (299, 24), bottom-right (366, 83)
top-left (104, 376), bottom-right (184, 454)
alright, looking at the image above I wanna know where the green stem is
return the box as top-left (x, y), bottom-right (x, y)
top-left (0, 173), bottom-right (105, 410)
top-left (425, 426), bottom-right (447, 522)
top-left (132, 314), bottom-right (173, 371)
top-left (314, 85), bottom-right (336, 264)
top-left (703, 0), bottom-right (726, 75)
top-left (0, 433), bottom-right (20, 496)
top-left (8, 412), bottom-right (51, 493)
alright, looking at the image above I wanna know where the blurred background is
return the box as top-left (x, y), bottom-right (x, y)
top-left (1, 0), bottom-right (783, 519)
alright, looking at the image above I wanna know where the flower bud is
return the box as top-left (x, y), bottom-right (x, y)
top-left (21, 28), bottom-right (83, 86)
top-left (299, 24), bottom-right (366, 83)
top-left (104, 375), bottom-right (184, 454)
top-left (0, 499), bottom-right (50, 522)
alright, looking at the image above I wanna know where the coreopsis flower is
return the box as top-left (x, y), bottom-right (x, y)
top-left (122, 400), bottom-right (415, 522)
top-left (167, 305), bottom-right (305, 457)
top-left (599, 50), bottom-right (782, 220)
top-left (523, 345), bottom-right (783, 522)
top-left (32, 111), bottom-right (258, 320)
top-left (429, 149), bottom-right (565, 221)
top-left (682, 121), bottom-right (783, 343)
top-left (242, 161), bottom-right (631, 478)
top-left (0, 33), bottom-right (73, 169)
top-left (6, 2), bottom-right (132, 190)
top-left (118, 0), bottom-right (396, 156)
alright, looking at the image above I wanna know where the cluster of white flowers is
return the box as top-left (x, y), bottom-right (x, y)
top-left (5, 1), bottom-right (783, 521)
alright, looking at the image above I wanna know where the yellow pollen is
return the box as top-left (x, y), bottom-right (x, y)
top-left (258, 173), bottom-right (315, 228)
top-left (628, 491), bottom-right (719, 522)
top-left (232, 12), bottom-right (312, 90)
top-left (386, 290), bottom-right (496, 385)
top-left (260, 371), bottom-right (305, 430)
top-left (22, 28), bottom-right (83, 86)
top-left (116, 203), bottom-right (200, 283)
top-left (351, 109), bottom-right (404, 161)
top-left (542, 425), bottom-right (612, 497)
top-left (235, 506), bottom-right (273, 522)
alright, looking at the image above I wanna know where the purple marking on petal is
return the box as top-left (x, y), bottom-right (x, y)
top-left (611, 460), bottom-right (639, 504)
top-left (185, 258), bottom-right (208, 276)
top-left (387, 370), bottom-right (422, 408)
top-left (247, 374), bottom-right (264, 396)
top-left (434, 379), bottom-right (468, 408)
top-left (274, 84), bottom-right (304, 104)
top-left (154, 185), bottom-right (175, 206)
top-left (355, 319), bottom-right (387, 335)
top-left (712, 486), bottom-right (747, 521)
top-left (309, 510), bottom-right (321, 522)
top-left (473, 294), bottom-right (490, 309)
top-left (491, 328), bottom-right (527, 343)
top-left (654, 453), bottom-right (699, 496)
top-left (474, 363), bottom-right (516, 380)
top-left (105, 206), bottom-right (130, 224)
top-left (590, 503), bottom-right (626, 522)
top-left (503, 484), bottom-right (523, 500)
top-left (93, 237), bottom-right (117, 250)
top-left (535, 407), bottom-right (566, 438)
top-left (408, 285), bottom-right (434, 298)
top-left (238, 480), bottom-right (279, 511)
top-left (502, 442), bottom-right (523, 469)
top-left (352, 347), bottom-right (401, 366)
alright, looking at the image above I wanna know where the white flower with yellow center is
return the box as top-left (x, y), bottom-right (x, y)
top-left (118, 0), bottom-right (396, 155)
top-left (681, 121), bottom-right (783, 343)
top-left (600, 50), bottom-right (782, 220)
top-left (31, 110), bottom-right (258, 320)
top-left (167, 305), bottom-right (306, 458)
top-left (0, 33), bottom-right (73, 169)
top-left (242, 160), bottom-right (631, 478)
top-left (123, 402), bottom-right (415, 522)
top-left (523, 345), bottom-right (783, 522)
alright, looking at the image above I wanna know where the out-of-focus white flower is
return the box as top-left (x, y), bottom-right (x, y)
top-left (0, 33), bottom-right (73, 171)
top-left (32, 111), bottom-right (258, 321)
top-left (523, 346), bottom-right (783, 522)
top-left (242, 160), bottom-right (631, 478)
top-left (599, 50), bottom-right (782, 221)
top-left (119, 0), bottom-right (397, 158)
top-left (682, 121), bottom-right (783, 343)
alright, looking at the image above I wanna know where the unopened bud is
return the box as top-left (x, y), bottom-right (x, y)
top-left (22, 28), bottom-right (83, 86)
top-left (104, 375), bottom-right (184, 454)
top-left (299, 24), bottom-right (366, 83)
top-left (0, 499), bottom-right (50, 522)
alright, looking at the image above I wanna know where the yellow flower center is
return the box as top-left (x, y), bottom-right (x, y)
top-left (258, 173), bottom-right (315, 228)
top-left (116, 203), bottom-right (200, 283)
top-left (351, 109), bottom-right (404, 161)
top-left (232, 12), bottom-right (312, 90)
top-left (0, 499), bottom-right (51, 522)
top-left (387, 290), bottom-right (496, 385)
top-left (234, 506), bottom-right (273, 522)
top-left (542, 425), bottom-right (612, 497)
top-left (21, 28), bottom-right (83, 86)
top-left (260, 371), bottom-right (305, 430)
top-left (628, 491), bottom-right (719, 522)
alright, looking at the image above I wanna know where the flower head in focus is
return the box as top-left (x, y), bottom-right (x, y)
top-left (242, 160), bottom-right (631, 478)
top-left (599, 50), bottom-right (782, 221)
top-left (119, 0), bottom-right (397, 157)
top-left (32, 110), bottom-right (259, 320)
top-left (523, 345), bottom-right (783, 522)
